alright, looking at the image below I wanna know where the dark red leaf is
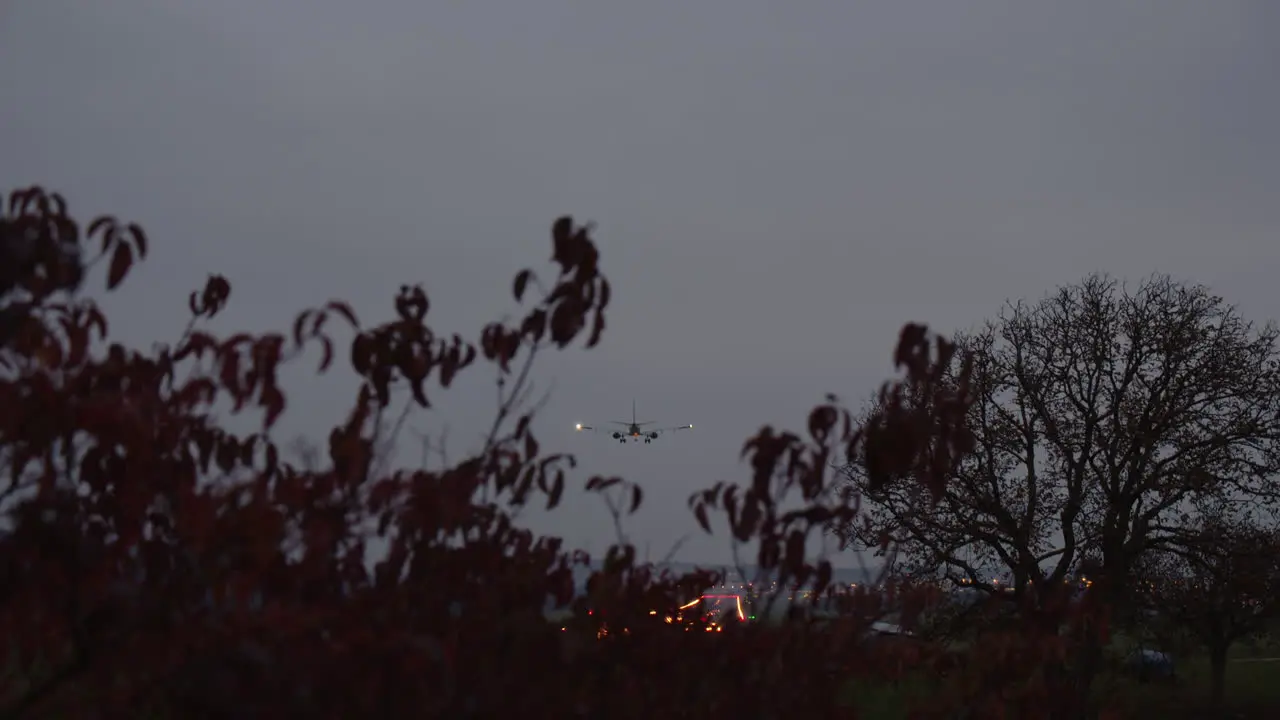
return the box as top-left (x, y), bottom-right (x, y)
top-left (128, 222), bottom-right (148, 258)
top-left (325, 301), bottom-right (360, 328)
top-left (513, 269), bottom-right (533, 302)
top-left (106, 241), bottom-right (133, 290)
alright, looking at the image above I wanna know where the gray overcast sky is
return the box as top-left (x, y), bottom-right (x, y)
top-left (4, 1), bottom-right (1278, 566)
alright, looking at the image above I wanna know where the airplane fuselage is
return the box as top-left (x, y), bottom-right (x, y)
top-left (617, 424), bottom-right (656, 441)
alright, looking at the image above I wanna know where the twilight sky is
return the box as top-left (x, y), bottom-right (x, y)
top-left (4, 1), bottom-right (1278, 566)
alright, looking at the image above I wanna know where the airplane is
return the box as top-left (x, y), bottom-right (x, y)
top-left (575, 400), bottom-right (692, 444)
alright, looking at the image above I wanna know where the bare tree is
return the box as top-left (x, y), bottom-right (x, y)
top-left (1134, 503), bottom-right (1280, 708)
top-left (836, 273), bottom-right (1280, 696)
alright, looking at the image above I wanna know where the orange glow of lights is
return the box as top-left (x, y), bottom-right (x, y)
top-left (677, 594), bottom-right (746, 622)
top-left (701, 594), bottom-right (747, 622)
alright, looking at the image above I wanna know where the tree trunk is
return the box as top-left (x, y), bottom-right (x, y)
top-left (1209, 642), bottom-right (1228, 708)
top-left (1067, 638), bottom-right (1104, 720)
top-left (1063, 578), bottom-right (1117, 720)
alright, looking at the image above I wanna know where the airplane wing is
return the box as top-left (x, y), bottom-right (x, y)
top-left (574, 420), bottom-right (650, 431)
top-left (648, 424), bottom-right (693, 437)
top-left (573, 422), bottom-right (691, 441)
top-left (574, 423), bottom-right (639, 442)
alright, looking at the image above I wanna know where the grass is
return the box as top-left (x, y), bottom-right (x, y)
top-left (1097, 629), bottom-right (1280, 717)
top-left (837, 659), bottom-right (1280, 720)
top-left (833, 631), bottom-right (1280, 719)
top-left (837, 675), bottom-right (926, 720)
top-left (1105, 655), bottom-right (1280, 719)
